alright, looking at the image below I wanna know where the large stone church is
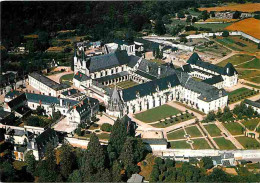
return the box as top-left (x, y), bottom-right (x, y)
top-left (73, 48), bottom-right (238, 117)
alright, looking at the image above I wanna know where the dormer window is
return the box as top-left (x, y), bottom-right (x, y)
top-left (156, 85), bottom-right (159, 92)
top-left (136, 91), bottom-right (140, 98)
top-left (146, 66), bottom-right (149, 72)
top-left (168, 82), bottom-right (171, 88)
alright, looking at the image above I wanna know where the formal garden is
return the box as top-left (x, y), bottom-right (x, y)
top-left (213, 137), bottom-right (236, 150)
top-left (109, 80), bottom-right (138, 89)
top-left (228, 87), bottom-right (258, 104)
top-left (59, 73), bottom-right (74, 86)
top-left (134, 104), bottom-right (181, 123)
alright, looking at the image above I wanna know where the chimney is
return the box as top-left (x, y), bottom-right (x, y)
top-left (60, 99), bottom-right (63, 106)
top-left (158, 66), bottom-right (161, 75)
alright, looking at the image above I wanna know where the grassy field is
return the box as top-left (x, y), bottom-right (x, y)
top-left (151, 114), bottom-right (194, 128)
top-left (194, 23), bottom-right (231, 32)
top-left (247, 77), bottom-right (260, 84)
top-left (97, 133), bottom-right (110, 140)
top-left (167, 129), bottom-right (186, 140)
top-left (228, 87), bottom-right (255, 103)
top-left (195, 43), bottom-right (231, 58)
top-left (217, 54), bottom-right (255, 67)
top-left (109, 80), bottom-right (138, 89)
top-left (214, 137), bottom-right (237, 150)
top-left (59, 73), bottom-right (74, 86)
top-left (238, 58), bottom-right (260, 70)
top-left (215, 36), bottom-right (259, 53)
top-left (242, 119), bottom-right (260, 131)
top-left (244, 83), bottom-right (260, 89)
top-left (192, 138), bottom-right (211, 149)
top-left (135, 104), bottom-right (181, 123)
top-left (185, 126), bottom-right (203, 138)
top-left (204, 124), bottom-right (222, 137)
top-left (223, 122), bottom-right (244, 135)
top-left (199, 3), bottom-right (260, 12)
top-left (169, 140), bottom-right (191, 149)
top-left (237, 69), bottom-right (260, 82)
top-left (235, 136), bottom-right (260, 149)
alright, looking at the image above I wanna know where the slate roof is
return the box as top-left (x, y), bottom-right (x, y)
top-left (7, 93), bottom-right (27, 109)
top-left (86, 50), bottom-right (130, 72)
top-left (26, 93), bottom-right (79, 107)
top-left (136, 59), bottom-right (176, 79)
top-left (134, 70), bottom-right (156, 80)
top-left (122, 74), bottom-right (180, 102)
top-left (73, 71), bottom-right (91, 82)
top-left (15, 106), bottom-right (32, 116)
top-left (187, 53), bottom-right (237, 76)
top-left (128, 55), bottom-right (141, 68)
top-left (244, 99), bottom-right (260, 108)
top-left (95, 71), bottom-right (129, 83)
top-left (134, 38), bottom-right (159, 51)
top-left (0, 110), bottom-right (11, 120)
top-left (73, 97), bottom-right (99, 119)
top-left (29, 72), bottom-right (70, 91)
top-left (5, 90), bottom-right (21, 99)
top-left (61, 89), bottom-right (81, 96)
top-left (7, 128), bottom-right (26, 136)
top-left (176, 71), bottom-right (228, 102)
top-left (181, 64), bottom-right (193, 73)
top-left (203, 75), bottom-right (224, 85)
top-left (142, 138), bottom-right (168, 145)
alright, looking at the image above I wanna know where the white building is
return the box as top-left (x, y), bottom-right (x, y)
top-left (74, 50), bottom-right (230, 117)
top-left (28, 72), bottom-right (70, 97)
top-left (244, 99), bottom-right (260, 114)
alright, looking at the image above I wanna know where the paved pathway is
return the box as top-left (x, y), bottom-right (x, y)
top-left (198, 122), bottom-right (220, 149)
top-left (215, 121), bottom-right (244, 149)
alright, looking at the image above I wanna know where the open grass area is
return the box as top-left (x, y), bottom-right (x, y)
top-left (248, 77), bottom-right (260, 84)
top-left (169, 140), bottom-right (191, 149)
top-left (185, 126), bottom-right (203, 138)
top-left (214, 137), bottom-right (237, 150)
top-left (235, 136), bottom-right (260, 149)
top-left (217, 54), bottom-right (255, 67)
top-left (238, 58), bottom-right (260, 70)
top-left (204, 124), bottom-right (222, 137)
top-left (135, 104), bottom-right (181, 123)
top-left (238, 69), bottom-right (260, 80)
top-left (194, 23), bottom-right (231, 32)
top-left (167, 129), bottom-right (186, 140)
top-left (139, 154), bottom-right (156, 181)
top-left (242, 118), bottom-right (260, 131)
top-left (195, 43), bottom-right (231, 58)
top-left (192, 138), bottom-right (211, 149)
top-left (228, 87), bottom-right (256, 103)
top-left (223, 122), bottom-right (244, 135)
top-left (13, 161), bottom-right (27, 170)
top-left (215, 36), bottom-right (259, 53)
top-left (175, 102), bottom-right (206, 115)
top-left (97, 133), bottom-right (110, 140)
top-left (109, 80), bottom-right (138, 89)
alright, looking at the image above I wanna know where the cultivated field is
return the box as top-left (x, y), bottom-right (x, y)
top-left (225, 18), bottom-right (260, 39)
top-left (194, 22), bottom-right (231, 32)
top-left (199, 3), bottom-right (260, 13)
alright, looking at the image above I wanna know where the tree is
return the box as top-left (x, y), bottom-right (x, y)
top-left (210, 11), bottom-right (215, 17)
top-left (258, 43), bottom-right (260, 49)
top-left (205, 168), bottom-right (230, 182)
top-left (177, 11), bottom-right (185, 18)
top-left (45, 142), bottom-right (57, 171)
top-left (0, 161), bottom-right (16, 182)
top-left (101, 123), bottom-right (113, 132)
top-left (201, 157), bottom-right (213, 169)
top-left (222, 30), bottom-right (229, 37)
top-left (233, 11), bottom-right (241, 19)
top-left (59, 143), bottom-right (75, 178)
top-left (52, 110), bottom-right (61, 121)
top-left (36, 105), bottom-right (45, 116)
top-left (205, 111), bottom-right (216, 122)
top-left (108, 119), bottom-right (128, 161)
top-left (192, 17), bottom-right (197, 23)
top-left (213, 34), bottom-right (216, 39)
top-left (186, 15), bottom-right (192, 23)
top-left (202, 10), bottom-right (209, 21)
top-left (165, 158), bottom-right (175, 169)
top-left (111, 160), bottom-right (122, 182)
top-left (68, 170), bottom-right (82, 182)
top-left (119, 137), bottom-right (139, 177)
top-left (25, 150), bottom-right (36, 175)
top-left (154, 19), bottom-right (166, 35)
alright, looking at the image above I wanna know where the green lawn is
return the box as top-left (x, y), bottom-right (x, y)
top-left (204, 124), bottom-right (222, 137)
top-left (185, 126), bottom-right (203, 138)
top-left (238, 69), bottom-right (260, 80)
top-left (228, 87), bottom-right (254, 103)
top-left (223, 122), bottom-right (244, 135)
top-left (167, 129), bottom-right (186, 140)
top-left (244, 83), bottom-right (260, 89)
top-left (215, 36), bottom-right (259, 53)
top-left (192, 138), bottom-right (212, 149)
top-left (97, 133), bottom-right (110, 140)
top-left (60, 73), bottom-right (74, 86)
top-left (194, 23), bottom-right (231, 32)
top-left (214, 137), bottom-right (236, 150)
top-left (169, 140), bottom-right (191, 149)
top-left (135, 104), bottom-right (181, 123)
top-left (217, 54), bottom-right (255, 67)
top-left (242, 119), bottom-right (260, 131)
top-left (238, 58), bottom-right (260, 70)
top-left (235, 136), bottom-right (260, 149)
top-left (248, 77), bottom-right (260, 84)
